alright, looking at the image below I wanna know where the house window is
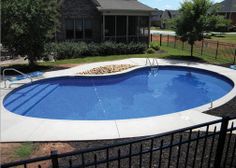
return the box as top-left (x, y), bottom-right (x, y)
top-left (65, 18), bottom-right (93, 40)
top-left (65, 19), bottom-right (74, 39)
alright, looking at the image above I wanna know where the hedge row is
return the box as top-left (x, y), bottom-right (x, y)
top-left (44, 42), bottom-right (147, 60)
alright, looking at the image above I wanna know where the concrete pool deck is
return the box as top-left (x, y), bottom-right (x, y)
top-left (1, 58), bottom-right (236, 142)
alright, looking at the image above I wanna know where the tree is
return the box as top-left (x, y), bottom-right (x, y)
top-left (175, 0), bottom-right (230, 56)
top-left (2, 0), bottom-right (59, 66)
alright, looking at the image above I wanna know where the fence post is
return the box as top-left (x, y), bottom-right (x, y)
top-left (174, 36), bottom-right (177, 48)
top-left (167, 35), bottom-right (169, 47)
top-left (151, 34), bottom-right (153, 42)
top-left (234, 49), bottom-right (236, 64)
top-left (182, 41), bottom-right (184, 50)
top-left (160, 34), bottom-right (162, 46)
top-left (201, 40), bottom-right (204, 56)
top-left (214, 117), bottom-right (229, 168)
top-left (51, 150), bottom-right (59, 168)
top-left (215, 41), bottom-right (219, 59)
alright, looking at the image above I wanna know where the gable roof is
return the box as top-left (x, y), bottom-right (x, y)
top-left (217, 0), bottom-right (236, 12)
top-left (151, 9), bottom-right (163, 21)
top-left (161, 10), bottom-right (179, 19)
top-left (95, 0), bottom-right (154, 12)
top-left (152, 9), bottom-right (163, 16)
top-left (168, 10), bottom-right (179, 16)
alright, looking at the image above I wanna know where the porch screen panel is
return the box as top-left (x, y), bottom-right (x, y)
top-left (116, 16), bottom-right (126, 36)
top-left (65, 19), bottom-right (74, 39)
top-left (139, 16), bottom-right (148, 36)
top-left (84, 19), bottom-right (93, 39)
top-left (75, 19), bottom-right (83, 39)
top-left (128, 16), bottom-right (138, 36)
top-left (105, 16), bottom-right (115, 37)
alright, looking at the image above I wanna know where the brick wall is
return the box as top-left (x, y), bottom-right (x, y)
top-left (56, 0), bottom-right (102, 42)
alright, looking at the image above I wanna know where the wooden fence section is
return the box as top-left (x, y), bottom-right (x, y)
top-left (151, 34), bottom-right (236, 64)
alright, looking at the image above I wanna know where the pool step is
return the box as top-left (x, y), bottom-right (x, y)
top-left (4, 84), bottom-right (59, 115)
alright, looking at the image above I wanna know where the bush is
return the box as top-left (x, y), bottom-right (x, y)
top-left (44, 42), bottom-right (147, 60)
top-left (150, 42), bottom-right (160, 51)
top-left (146, 48), bottom-right (156, 54)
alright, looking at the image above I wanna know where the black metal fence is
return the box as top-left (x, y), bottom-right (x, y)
top-left (151, 34), bottom-right (236, 65)
top-left (1, 117), bottom-right (236, 168)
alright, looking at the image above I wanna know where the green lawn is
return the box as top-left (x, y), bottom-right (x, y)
top-left (41, 46), bottom-right (209, 66)
top-left (207, 34), bottom-right (236, 44)
top-left (14, 143), bottom-right (36, 159)
top-left (1, 46), bottom-right (232, 75)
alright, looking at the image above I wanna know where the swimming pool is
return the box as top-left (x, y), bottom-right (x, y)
top-left (3, 66), bottom-right (234, 120)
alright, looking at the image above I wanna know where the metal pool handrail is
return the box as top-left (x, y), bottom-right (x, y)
top-left (2, 68), bottom-right (33, 88)
top-left (145, 58), bottom-right (159, 67)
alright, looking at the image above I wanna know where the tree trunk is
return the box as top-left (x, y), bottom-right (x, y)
top-left (28, 55), bottom-right (37, 68)
top-left (190, 44), bottom-right (193, 57)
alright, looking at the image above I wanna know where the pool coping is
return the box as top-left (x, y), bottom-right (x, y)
top-left (1, 58), bottom-right (236, 142)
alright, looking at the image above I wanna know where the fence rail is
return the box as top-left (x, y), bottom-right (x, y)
top-left (1, 117), bottom-right (236, 168)
top-left (151, 34), bottom-right (236, 64)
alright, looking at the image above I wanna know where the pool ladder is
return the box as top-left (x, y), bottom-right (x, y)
top-left (2, 68), bottom-right (33, 88)
top-left (210, 98), bottom-right (213, 109)
top-left (145, 58), bottom-right (159, 67)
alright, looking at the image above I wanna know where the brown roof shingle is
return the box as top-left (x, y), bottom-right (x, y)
top-left (95, 0), bottom-right (154, 12)
top-left (217, 0), bottom-right (236, 12)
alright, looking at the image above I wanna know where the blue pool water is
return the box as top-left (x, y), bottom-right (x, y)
top-left (3, 66), bottom-right (233, 120)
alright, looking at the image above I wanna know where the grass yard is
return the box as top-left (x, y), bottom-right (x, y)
top-left (14, 143), bottom-right (36, 159)
top-left (1, 46), bottom-right (233, 76)
top-left (42, 46), bottom-right (232, 66)
top-left (207, 34), bottom-right (236, 44)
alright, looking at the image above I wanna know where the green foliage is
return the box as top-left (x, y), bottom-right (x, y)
top-left (175, 0), bottom-right (230, 56)
top-left (146, 48), bottom-right (156, 54)
top-left (2, 0), bottom-right (59, 65)
top-left (150, 42), bottom-right (160, 51)
top-left (163, 18), bottom-right (178, 30)
top-left (44, 42), bottom-right (147, 60)
top-left (205, 5), bottom-right (231, 32)
top-left (15, 143), bottom-right (36, 158)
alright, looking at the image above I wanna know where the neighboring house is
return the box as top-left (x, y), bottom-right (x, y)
top-left (151, 9), bottom-right (163, 27)
top-left (160, 10), bottom-right (179, 29)
top-left (56, 0), bottom-right (154, 43)
top-left (216, 0), bottom-right (236, 26)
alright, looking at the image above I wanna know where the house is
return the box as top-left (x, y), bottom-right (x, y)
top-left (216, 0), bottom-right (236, 26)
top-left (151, 9), bottom-right (163, 27)
top-left (56, 0), bottom-right (154, 43)
top-left (160, 10), bottom-right (179, 29)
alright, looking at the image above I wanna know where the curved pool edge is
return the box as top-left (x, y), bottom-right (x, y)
top-left (1, 58), bottom-right (236, 141)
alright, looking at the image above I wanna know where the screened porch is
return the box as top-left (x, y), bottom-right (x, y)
top-left (102, 15), bottom-right (150, 43)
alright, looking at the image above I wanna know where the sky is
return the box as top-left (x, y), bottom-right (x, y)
top-left (139, 0), bottom-right (224, 10)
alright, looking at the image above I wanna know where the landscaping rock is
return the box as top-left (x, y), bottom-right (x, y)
top-left (78, 64), bottom-right (136, 75)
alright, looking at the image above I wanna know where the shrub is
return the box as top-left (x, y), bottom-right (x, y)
top-left (146, 48), bottom-right (156, 54)
top-left (44, 42), bottom-right (147, 60)
top-left (150, 42), bottom-right (160, 51)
